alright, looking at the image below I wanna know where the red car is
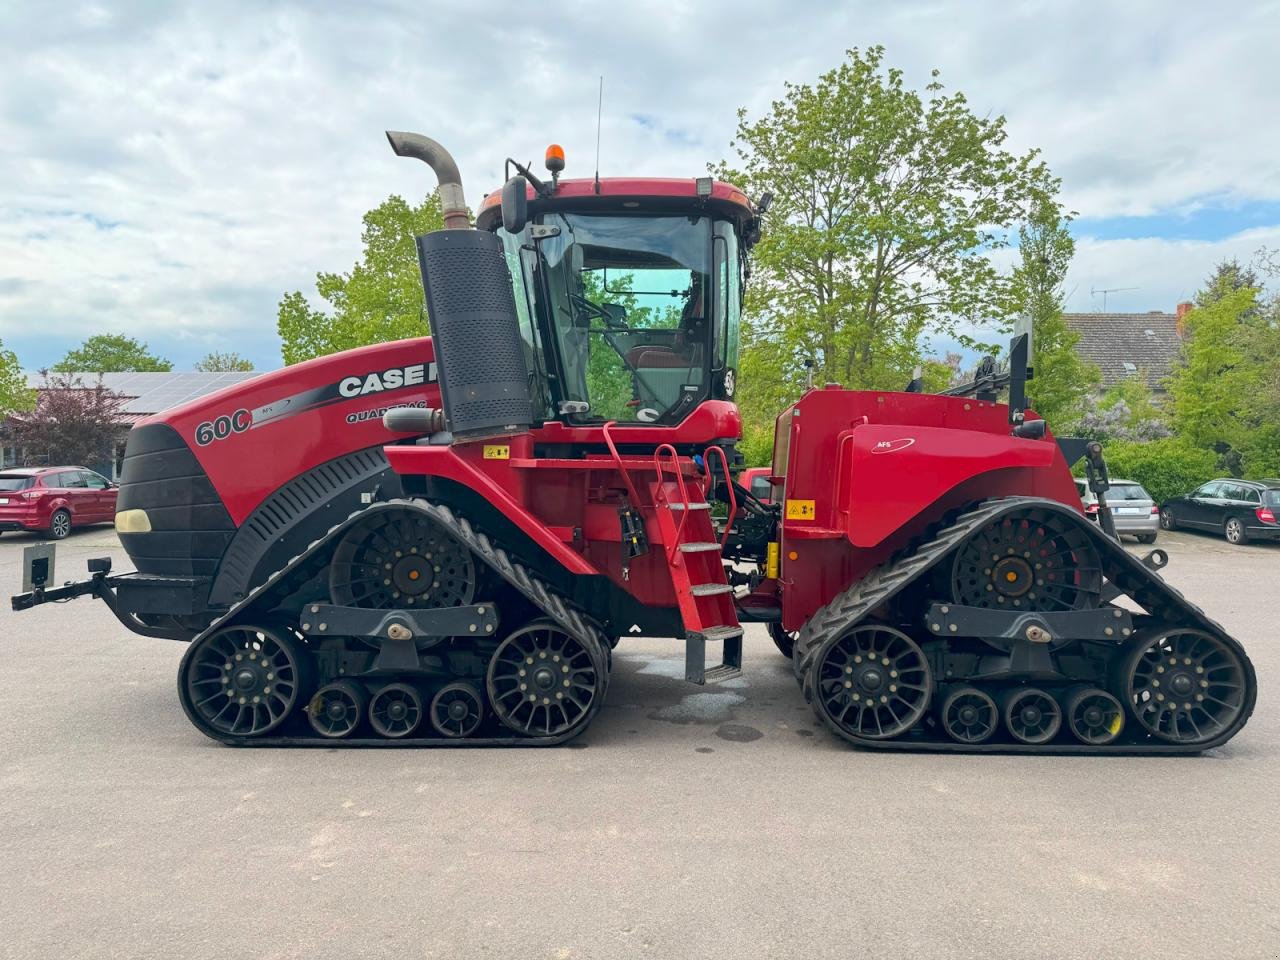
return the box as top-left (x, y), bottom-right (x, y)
top-left (0, 466), bottom-right (118, 540)
top-left (740, 466), bottom-right (777, 503)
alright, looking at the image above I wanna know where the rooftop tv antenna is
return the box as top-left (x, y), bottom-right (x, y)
top-left (1090, 285), bottom-right (1140, 311)
top-left (593, 76), bottom-right (603, 195)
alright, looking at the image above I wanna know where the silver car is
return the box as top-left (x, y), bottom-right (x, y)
top-left (1074, 478), bottom-right (1159, 543)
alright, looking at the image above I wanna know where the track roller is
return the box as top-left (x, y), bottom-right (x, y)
top-left (179, 623), bottom-right (307, 739)
top-left (430, 682), bottom-right (484, 738)
top-left (368, 683), bottom-right (423, 738)
top-left (487, 620), bottom-right (602, 738)
top-left (939, 687), bottom-right (999, 744)
top-left (1123, 627), bottom-right (1250, 745)
top-left (307, 680), bottom-right (367, 739)
top-left (1065, 687), bottom-right (1124, 745)
top-left (1002, 688), bottom-right (1061, 744)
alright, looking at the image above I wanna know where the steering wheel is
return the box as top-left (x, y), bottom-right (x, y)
top-left (571, 294), bottom-right (630, 331)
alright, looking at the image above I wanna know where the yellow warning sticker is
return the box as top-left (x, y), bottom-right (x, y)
top-left (786, 499), bottom-right (816, 520)
top-left (483, 445), bottom-right (511, 460)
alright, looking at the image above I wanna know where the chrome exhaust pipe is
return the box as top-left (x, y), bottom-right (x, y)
top-left (385, 131), bottom-right (471, 230)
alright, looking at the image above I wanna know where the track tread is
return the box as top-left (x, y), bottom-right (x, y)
top-left (793, 497), bottom-right (1257, 754)
top-left (179, 498), bottom-right (609, 747)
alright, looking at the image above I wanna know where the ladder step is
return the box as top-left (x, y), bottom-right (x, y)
top-left (699, 625), bottom-right (744, 642)
top-left (690, 583), bottom-right (734, 597)
top-left (702, 664), bottom-right (742, 684)
top-left (668, 501), bottom-right (711, 511)
top-left (679, 541), bottom-right (721, 553)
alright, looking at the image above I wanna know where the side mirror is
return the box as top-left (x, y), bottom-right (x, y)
top-left (502, 175), bottom-right (528, 233)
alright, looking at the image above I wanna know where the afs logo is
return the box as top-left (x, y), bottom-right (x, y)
top-left (870, 438), bottom-right (915, 454)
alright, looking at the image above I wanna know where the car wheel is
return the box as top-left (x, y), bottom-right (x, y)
top-left (48, 508), bottom-right (72, 540)
top-left (1137, 533), bottom-right (1157, 544)
top-left (1225, 517), bottom-right (1248, 545)
top-left (1159, 509), bottom-right (1176, 530)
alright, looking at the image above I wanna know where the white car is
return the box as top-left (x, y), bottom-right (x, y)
top-left (1075, 478), bottom-right (1159, 543)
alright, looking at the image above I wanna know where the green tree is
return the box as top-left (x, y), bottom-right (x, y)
top-left (1167, 287), bottom-right (1261, 466)
top-left (1195, 258), bottom-right (1260, 309)
top-left (1012, 200), bottom-right (1099, 429)
top-left (194, 351), bottom-right (255, 372)
top-left (718, 46), bottom-right (1058, 439)
top-left (278, 195), bottom-right (444, 364)
top-left (53, 334), bottom-right (172, 372)
top-left (0, 338), bottom-right (34, 418)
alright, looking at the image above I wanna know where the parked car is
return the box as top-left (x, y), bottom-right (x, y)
top-left (1160, 478), bottom-right (1280, 545)
top-left (0, 466), bottom-right (118, 540)
top-left (1074, 477), bottom-right (1159, 543)
top-left (741, 466), bottom-right (776, 503)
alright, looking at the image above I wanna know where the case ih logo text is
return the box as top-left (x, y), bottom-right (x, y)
top-left (870, 438), bottom-right (915, 454)
top-left (338, 363), bottom-right (436, 399)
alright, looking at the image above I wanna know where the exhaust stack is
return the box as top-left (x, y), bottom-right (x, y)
top-left (385, 131), bottom-right (471, 230)
top-left (386, 130), bottom-right (534, 442)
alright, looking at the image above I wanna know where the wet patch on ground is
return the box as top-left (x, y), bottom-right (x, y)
top-left (715, 723), bottom-right (763, 743)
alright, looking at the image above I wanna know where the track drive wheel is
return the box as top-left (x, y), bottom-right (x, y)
top-left (180, 623), bottom-right (307, 739)
top-left (307, 680), bottom-right (367, 739)
top-left (951, 509), bottom-right (1102, 612)
top-left (368, 683), bottom-right (423, 738)
top-left (768, 623), bottom-right (797, 659)
top-left (811, 624), bottom-right (932, 741)
top-left (329, 510), bottom-right (476, 609)
top-left (487, 620), bottom-right (602, 738)
top-left (1124, 628), bottom-right (1250, 745)
top-left (939, 687), bottom-right (999, 744)
top-left (1002, 688), bottom-right (1061, 744)
top-left (429, 682), bottom-right (484, 738)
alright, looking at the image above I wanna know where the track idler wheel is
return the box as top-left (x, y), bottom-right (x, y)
top-left (811, 624), bottom-right (932, 741)
top-left (768, 623), bottom-right (797, 660)
top-left (368, 683), bottom-right (423, 738)
top-left (329, 510), bottom-right (476, 610)
top-left (180, 623), bottom-right (307, 739)
top-left (1065, 686), bottom-right (1124, 745)
top-left (430, 682), bottom-right (484, 738)
top-left (1002, 687), bottom-right (1062, 744)
top-left (939, 687), bottom-right (999, 744)
top-left (307, 680), bottom-right (367, 739)
top-left (487, 620), bottom-right (602, 738)
top-left (1124, 628), bottom-right (1250, 745)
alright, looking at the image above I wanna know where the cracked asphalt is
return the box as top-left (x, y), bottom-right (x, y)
top-left (1, 526), bottom-right (1277, 959)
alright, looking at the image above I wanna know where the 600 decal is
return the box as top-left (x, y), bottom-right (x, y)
top-left (195, 409), bottom-right (252, 446)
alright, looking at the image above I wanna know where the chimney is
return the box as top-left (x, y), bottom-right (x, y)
top-left (1175, 300), bottom-right (1193, 336)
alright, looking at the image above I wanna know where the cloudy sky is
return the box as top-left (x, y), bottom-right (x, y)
top-left (3, 0), bottom-right (1279, 371)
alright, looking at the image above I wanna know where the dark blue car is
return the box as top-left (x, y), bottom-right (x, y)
top-left (1160, 479), bottom-right (1280, 545)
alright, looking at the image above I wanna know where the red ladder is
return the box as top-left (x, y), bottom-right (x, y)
top-left (652, 444), bottom-right (742, 684)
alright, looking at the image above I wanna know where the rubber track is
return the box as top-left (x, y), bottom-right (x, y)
top-left (793, 497), bottom-right (1258, 754)
top-left (178, 498), bottom-right (610, 747)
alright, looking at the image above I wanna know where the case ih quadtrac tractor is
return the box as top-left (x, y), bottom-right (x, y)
top-left (13, 132), bottom-right (1256, 752)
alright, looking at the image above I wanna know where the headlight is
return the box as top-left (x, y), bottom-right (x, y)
top-left (114, 510), bottom-right (152, 533)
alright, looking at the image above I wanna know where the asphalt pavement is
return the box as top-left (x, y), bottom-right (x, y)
top-left (0, 525), bottom-right (1277, 959)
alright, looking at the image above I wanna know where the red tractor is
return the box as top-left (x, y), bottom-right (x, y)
top-left (13, 132), bottom-right (1256, 752)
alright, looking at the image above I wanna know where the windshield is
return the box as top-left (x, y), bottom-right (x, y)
top-left (1108, 483), bottom-right (1151, 501)
top-left (533, 213), bottom-right (714, 424)
top-left (0, 476), bottom-right (35, 491)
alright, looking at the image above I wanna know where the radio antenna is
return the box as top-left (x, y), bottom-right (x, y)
top-left (593, 76), bottom-right (603, 195)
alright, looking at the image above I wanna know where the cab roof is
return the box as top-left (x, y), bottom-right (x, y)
top-left (476, 177), bottom-right (755, 231)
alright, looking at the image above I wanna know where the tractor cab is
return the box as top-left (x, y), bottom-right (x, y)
top-left (475, 150), bottom-right (759, 430)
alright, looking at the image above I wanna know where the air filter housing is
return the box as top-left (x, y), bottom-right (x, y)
top-left (414, 229), bottom-right (533, 440)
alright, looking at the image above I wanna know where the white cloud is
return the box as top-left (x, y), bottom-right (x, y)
top-left (0, 0), bottom-right (1277, 368)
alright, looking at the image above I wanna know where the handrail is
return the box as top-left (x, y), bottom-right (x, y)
top-left (601, 421), bottom-right (643, 507)
top-left (704, 445), bottom-right (737, 551)
top-left (653, 442), bottom-right (691, 559)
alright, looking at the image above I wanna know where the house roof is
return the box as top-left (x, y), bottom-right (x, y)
top-left (1061, 311), bottom-right (1184, 390)
top-left (22, 371), bottom-right (258, 416)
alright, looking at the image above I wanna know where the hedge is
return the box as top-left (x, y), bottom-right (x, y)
top-left (1095, 439), bottom-right (1218, 506)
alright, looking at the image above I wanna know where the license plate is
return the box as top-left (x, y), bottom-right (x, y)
top-left (1114, 507), bottom-right (1144, 515)
top-left (0, 498), bottom-right (8, 504)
